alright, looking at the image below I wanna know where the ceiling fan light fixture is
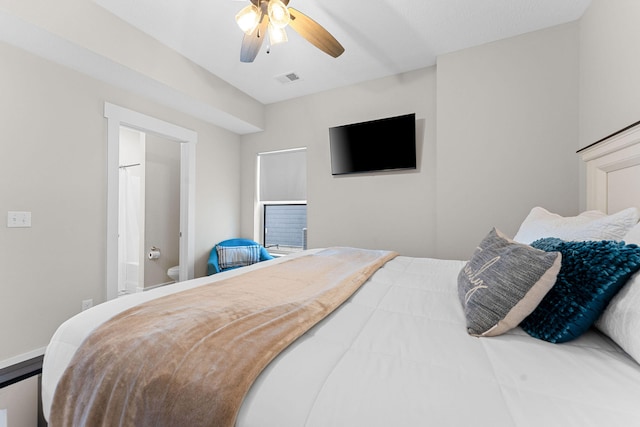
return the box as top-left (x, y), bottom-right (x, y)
top-left (267, 0), bottom-right (290, 29)
top-left (268, 23), bottom-right (288, 45)
top-left (239, 1), bottom-right (344, 63)
top-left (236, 4), bottom-right (261, 34)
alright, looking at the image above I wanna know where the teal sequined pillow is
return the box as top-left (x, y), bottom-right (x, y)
top-left (521, 238), bottom-right (640, 343)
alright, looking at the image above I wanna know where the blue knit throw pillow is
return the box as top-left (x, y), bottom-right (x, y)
top-left (520, 238), bottom-right (640, 343)
top-left (217, 245), bottom-right (261, 270)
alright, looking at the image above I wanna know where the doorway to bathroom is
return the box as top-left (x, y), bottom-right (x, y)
top-left (118, 127), bottom-right (181, 295)
top-left (105, 103), bottom-right (197, 301)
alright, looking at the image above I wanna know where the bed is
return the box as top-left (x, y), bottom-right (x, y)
top-left (42, 123), bottom-right (640, 427)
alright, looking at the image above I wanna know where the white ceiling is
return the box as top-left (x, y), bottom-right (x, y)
top-left (94, 0), bottom-right (590, 105)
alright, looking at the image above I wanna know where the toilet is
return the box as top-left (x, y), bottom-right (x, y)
top-left (167, 265), bottom-right (180, 282)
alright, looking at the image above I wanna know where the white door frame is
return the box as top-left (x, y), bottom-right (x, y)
top-left (105, 102), bottom-right (197, 300)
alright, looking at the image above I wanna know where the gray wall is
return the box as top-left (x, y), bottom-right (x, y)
top-left (579, 0), bottom-right (640, 149)
top-left (241, 67), bottom-right (439, 257)
top-left (241, 23), bottom-right (580, 261)
top-left (436, 23), bottom-right (580, 259)
top-left (0, 41), bottom-right (241, 362)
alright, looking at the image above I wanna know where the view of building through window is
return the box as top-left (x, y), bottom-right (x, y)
top-left (264, 204), bottom-right (307, 253)
top-left (258, 148), bottom-right (307, 255)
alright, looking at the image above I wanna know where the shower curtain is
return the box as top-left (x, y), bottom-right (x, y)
top-left (118, 167), bottom-right (141, 295)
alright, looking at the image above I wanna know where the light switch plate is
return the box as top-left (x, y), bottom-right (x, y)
top-left (7, 211), bottom-right (31, 228)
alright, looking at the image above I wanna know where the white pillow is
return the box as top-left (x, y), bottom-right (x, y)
top-left (596, 222), bottom-right (640, 364)
top-left (513, 206), bottom-right (639, 244)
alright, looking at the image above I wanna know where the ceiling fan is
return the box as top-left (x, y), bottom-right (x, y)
top-left (235, 0), bottom-right (345, 63)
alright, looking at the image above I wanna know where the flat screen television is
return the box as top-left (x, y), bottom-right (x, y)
top-left (329, 113), bottom-right (416, 175)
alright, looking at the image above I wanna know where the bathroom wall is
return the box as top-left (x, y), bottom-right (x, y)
top-left (144, 133), bottom-right (181, 288)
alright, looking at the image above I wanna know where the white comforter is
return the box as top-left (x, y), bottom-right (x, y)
top-left (43, 251), bottom-right (640, 426)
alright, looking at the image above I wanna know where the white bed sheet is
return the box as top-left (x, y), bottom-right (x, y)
top-left (42, 252), bottom-right (640, 426)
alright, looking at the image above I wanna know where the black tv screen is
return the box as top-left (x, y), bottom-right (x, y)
top-left (329, 113), bottom-right (416, 175)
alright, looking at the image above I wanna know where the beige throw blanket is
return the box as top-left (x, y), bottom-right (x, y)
top-left (50, 247), bottom-right (397, 427)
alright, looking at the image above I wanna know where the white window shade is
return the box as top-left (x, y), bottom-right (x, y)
top-left (259, 149), bottom-right (307, 202)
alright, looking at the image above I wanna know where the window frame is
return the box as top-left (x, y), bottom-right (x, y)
top-left (256, 148), bottom-right (307, 256)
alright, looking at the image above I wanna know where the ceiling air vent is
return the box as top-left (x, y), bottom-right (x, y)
top-left (275, 72), bottom-right (301, 84)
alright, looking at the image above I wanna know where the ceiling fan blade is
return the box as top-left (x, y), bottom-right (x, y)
top-left (288, 7), bottom-right (344, 58)
top-left (240, 12), bottom-right (268, 63)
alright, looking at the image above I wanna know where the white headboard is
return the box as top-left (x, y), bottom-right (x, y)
top-left (580, 121), bottom-right (640, 213)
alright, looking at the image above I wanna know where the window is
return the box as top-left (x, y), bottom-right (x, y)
top-left (264, 204), bottom-right (307, 252)
top-left (258, 149), bottom-right (307, 255)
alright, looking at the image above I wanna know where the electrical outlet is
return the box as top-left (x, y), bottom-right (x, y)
top-left (81, 299), bottom-right (93, 311)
